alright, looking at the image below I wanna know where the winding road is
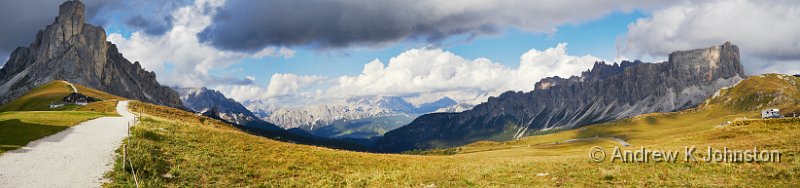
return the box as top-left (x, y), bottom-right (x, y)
top-left (0, 101), bottom-right (134, 187)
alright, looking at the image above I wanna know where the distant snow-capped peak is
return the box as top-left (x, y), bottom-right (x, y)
top-left (243, 96), bottom-right (473, 130)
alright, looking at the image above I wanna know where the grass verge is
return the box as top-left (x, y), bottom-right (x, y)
top-left (0, 111), bottom-right (108, 154)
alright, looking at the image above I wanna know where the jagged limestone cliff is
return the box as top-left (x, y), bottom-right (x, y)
top-left (376, 42), bottom-right (747, 152)
top-left (0, 0), bottom-right (182, 108)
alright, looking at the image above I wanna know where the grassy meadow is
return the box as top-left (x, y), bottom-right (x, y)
top-left (0, 111), bottom-right (108, 153)
top-left (76, 99), bottom-right (122, 116)
top-left (0, 80), bottom-right (123, 112)
top-left (0, 81), bottom-right (123, 154)
top-left (106, 89), bottom-right (800, 187)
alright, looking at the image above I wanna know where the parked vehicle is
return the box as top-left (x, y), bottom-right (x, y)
top-left (761, 109), bottom-right (783, 119)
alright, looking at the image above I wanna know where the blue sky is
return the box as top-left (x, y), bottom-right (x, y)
top-left (3, 0), bottom-right (797, 106)
top-left (217, 11), bottom-right (648, 91)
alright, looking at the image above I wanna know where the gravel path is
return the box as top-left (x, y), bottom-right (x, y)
top-left (562, 137), bottom-right (631, 146)
top-left (0, 101), bottom-right (134, 188)
top-left (64, 81), bottom-right (78, 93)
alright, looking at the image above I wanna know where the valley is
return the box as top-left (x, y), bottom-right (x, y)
top-left (104, 74), bottom-right (800, 187)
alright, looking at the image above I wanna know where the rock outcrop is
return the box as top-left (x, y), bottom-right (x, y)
top-left (376, 42), bottom-right (747, 152)
top-left (175, 87), bottom-right (264, 126)
top-left (0, 0), bottom-right (182, 108)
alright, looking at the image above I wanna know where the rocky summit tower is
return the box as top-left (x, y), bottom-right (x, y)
top-left (0, 0), bottom-right (183, 108)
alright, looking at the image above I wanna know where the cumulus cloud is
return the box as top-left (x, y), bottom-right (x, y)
top-left (108, 0), bottom-right (294, 87)
top-left (217, 74), bottom-right (329, 106)
top-left (198, 0), bottom-right (671, 51)
top-left (619, 0), bottom-right (800, 75)
top-left (513, 43), bottom-right (605, 91)
top-left (215, 84), bottom-right (267, 103)
top-left (240, 43), bottom-right (601, 106)
top-left (266, 74), bottom-right (327, 98)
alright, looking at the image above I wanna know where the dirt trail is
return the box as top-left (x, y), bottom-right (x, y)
top-left (0, 101), bottom-right (134, 187)
top-left (563, 137), bottom-right (631, 146)
top-left (63, 80), bottom-right (78, 93)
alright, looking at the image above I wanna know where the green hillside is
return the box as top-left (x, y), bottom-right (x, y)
top-left (0, 80), bottom-right (124, 112)
top-left (706, 74), bottom-right (800, 113)
top-left (106, 74), bottom-right (800, 187)
top-left (0, 111), bottom-right (107, 154)
top-left (0, 81), bottom-right (124, 154)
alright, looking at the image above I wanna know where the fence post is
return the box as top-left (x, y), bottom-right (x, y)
top-left (124, 122), bottom-right (128, 169)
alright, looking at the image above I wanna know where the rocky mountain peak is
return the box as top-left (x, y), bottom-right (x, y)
top-left (668, 41), bottom-right (745, 81)
top-left (346, 96), bottom-right (415, 112)
top-left (0, 0), bottom-right (183, 108)
top-left (582, 60), bottom-right (641, 80)
top-left (174, 87), bottom-right (258, 125)
top-left (378, 42), bottom-right (748, 152)
top-left (57, 0), bottom-right (85, 29)
top-left (535, 60), bottom-right (644, 90)
top-left (246, 95), bottom-right (472, 133)
top-left (42, 0), bottom-right (91, 59)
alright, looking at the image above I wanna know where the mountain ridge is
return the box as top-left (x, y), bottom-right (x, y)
top-left (173, 86), bottom-right (373, 151)
top-left (245, 96), bottom-right (472, 139)
top-left (376, 42), bottom-right (747, 152)
top-left (0, 0), bottom-right (182, 108)
top-left (174, 87), bottom-right (259, 126)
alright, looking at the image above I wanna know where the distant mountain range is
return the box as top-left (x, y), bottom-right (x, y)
top-left (0, 1), bottom-right (181, 108)
top-left (376, 42), bottom-right (747, 152)
top-left (174, 86), bottom-right (372, 151)
top-left (180, 43), bottom-right (749, 152)
top-left (244, 96), bottom-right (474, 139)
top-left (174, 87), bottom-right (261, 126)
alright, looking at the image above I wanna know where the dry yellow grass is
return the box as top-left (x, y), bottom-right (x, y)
top-left (0, 80), bottom-right (125, 112)
top-left (103, 75), bottom-right (800, 187)
top-left (105, 97), bottom-right (800, 187)
top-left (0, 111), bottom-right (107, 154)
top-left (0, 81), bottom-right (124, 154)
top-left (75, 100), bottom-right (121, 116)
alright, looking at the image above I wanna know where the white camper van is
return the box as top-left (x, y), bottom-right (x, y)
top-left (761, 109), bottom-right (783, 119)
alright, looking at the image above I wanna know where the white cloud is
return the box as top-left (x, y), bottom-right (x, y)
top-left (251, 43), bottom-right (601, 106)
top-left (215, 84), bottom-right (266, 102)
top-left (266, 74), bottom-right (327, 98)
top-left (107, 0), bottom-right (293, 87)
top-left (326, 51), bottom-right (513, 102)
top-left (512, 43), bottom-right (602, 91)
top-left (619, 0), bottom-right (800, 75)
